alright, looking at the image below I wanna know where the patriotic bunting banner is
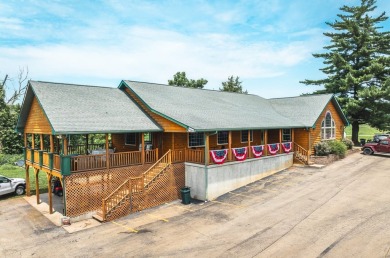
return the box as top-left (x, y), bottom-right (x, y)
top-left (232, 147), bottom-right (247, 161)
top-left (281, 142), bottom-right (292, 153)
top-left (267, 143), bottom-right (279, 155)
top-left (210, 149), bottom-right (228, 164)
top-left (251, 145), bottom-right (264, 158)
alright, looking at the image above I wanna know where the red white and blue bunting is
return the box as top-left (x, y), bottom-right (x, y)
top-left (267, 143), bottom-right (280, 155)
top-left (281, 142), bottom-right (292, 153)
top-left (232, 147), bottom-right (247, 161)
top-left (251, 145), bottom-right (264, 158)
top-left (210, 149), bottom-right (228, 164)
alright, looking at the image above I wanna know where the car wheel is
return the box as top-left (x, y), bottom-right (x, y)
top-left (15, 185), bottom-right (25, 196)
top-left (363, 148), bottom-right (373, 155)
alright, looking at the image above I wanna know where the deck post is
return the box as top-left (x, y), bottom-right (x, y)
top-left (248, 130), bottom-right (251, 158)
top-left (307, 128), bottom-right (311, 163)
top-left (31, 133), bottom-right (35, 149)
top-left (205, 133), bottom-right (210, 165)
top-left (34, 168), bottom-right (40, 204)
top-left (85, 134), bottom-right (89, 155)
top-left (279, 129), bottom-right (282, 154)
top-left (264, 130), bottom-right (268, 156)
top-left (40, 134), bottom-right (44, 150)
top-left (141, 133), bottom-right (145, 164)
top-left (105, 133), bottom-right (110, 169)
top-left (47, 174), bottom-right (53, 214)
top-left (50, 135), bottom-right (54, 153)
top-left (228, 131), bottom-right (232, 161)
top-left (25, 164), bottom-right (30, 196)
top-left (63, 136), bottom-right (68, 155)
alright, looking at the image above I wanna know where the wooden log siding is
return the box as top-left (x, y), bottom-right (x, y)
top-left (124, 88), bottom-right (187, 132)
top-left (24, 97), bottom-right (52, 134)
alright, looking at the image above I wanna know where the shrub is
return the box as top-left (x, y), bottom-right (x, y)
top-left (0, 154), bottom-right (24, 166)
top-left (0, 164), bottom-right (18, 171)
top-left (342, 138), bottom-right (353, 150)
top-left (328, 140), bottom-right (347, 158)
top-left (314, 141), bottom-right (331, 156)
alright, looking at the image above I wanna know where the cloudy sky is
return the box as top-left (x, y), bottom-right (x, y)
top-left (1, 0), bottom-right (389, 98)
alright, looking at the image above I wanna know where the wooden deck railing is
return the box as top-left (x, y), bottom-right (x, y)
top-left (71, 154), bottom-right (106, 172)
top-left (172, 149), bottom-right (185, 163)
top-left (42, 152), bottom-right (50, 168)
top-left (145, 149), bottom-right (158, 164)
top-left (67, 143), bottom-right (105, 155)
top-left (110, 151), bottom-right (142, 168)
top-left (293, 142), bottom-right (309, 164)
top-left (33, 151), bottom-right (40, 164)
top-left (53, 154), bottom-right (61, 171)
top-left (186, 149), bottom-right (204, 164)
top-left (26, 150), bottom-right (31, 162)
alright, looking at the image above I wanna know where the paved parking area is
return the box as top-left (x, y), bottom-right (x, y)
top-left (1, 152), bottom-right (390, 257)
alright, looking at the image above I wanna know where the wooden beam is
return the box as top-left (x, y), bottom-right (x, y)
top-left (205, 133), bottom-right (210, 165)
top-left (228, 131), bottom-right (232, 161)
top-left (24, 133), bottom-right (27, 148)
top-left (105, 133), bottom-right (110, 169)
top-left (141, 133), bottom-right (145, 164)
top-left (292, 129), bottom-right (295, 144)
top-left (63, 136), bottom-right (68, 155)
top-left (85, 134), bottom-right (89, 155)
top-left (40, 134), bottom-right (44, 151)
top-left (35, 168), bottom-right (40, 204)
top-left (264, 130), bottom-right (268, 156)
top-left (172, 132), bottom-right (175, 150)
top-left (31, 134), bottom-right (35, 149)
top-left (25, 165), bottom-right (30, 197)
top-left (50, 135), bottom-right (54, 153)
top-left (47, 174), bottom-right (53, 214)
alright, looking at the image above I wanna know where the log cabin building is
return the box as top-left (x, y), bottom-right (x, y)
top-left (16, 80), bottom-right (348, 222)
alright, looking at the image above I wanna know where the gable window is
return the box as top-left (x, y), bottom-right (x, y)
top-left (321, 112), bottom-right (336, 140)
top-left (188, 132), bottom-right (205, 147)
top-left (125, 133), bottom-right (137, 145)
top-left (241, 130), bottom-right (253, 143)
top-left (217, 131), bottom-right (228, 145)
top-left (282, 129), bottom-right (291, 142)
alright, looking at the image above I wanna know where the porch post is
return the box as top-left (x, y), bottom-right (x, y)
top-left (292, 129), bottom-right (295, 143)
top-left (172, 132), bottom-right (175, 150)
top-left (264, 130), bottom-right (268, 156)
top-left (105, 133), bottom-right (110, 169)
top-left (47, 174), bottom-right (53, 214)
top-left (63, 136), bottom-right (68, 155)
top-left (34, 168), bottom-right (40, 204)
top-left (228, 131), bottom-right (232, 161)
top-left (50, 135), bottom-right (54, 153)
top-left (141, 133), bottom-right (145, 164)
top-left (308, 128), bottom-right (311, 163)
top-left (279, 129), bottom-right (282, 154)
top-left (40, 134), bottom-right (44, 150)
top-left (247, 130), bottom-right (251, 158)
top-left (205, 133), bottom-right (210, 165)
top-left (31, 133), bottom-right (35, 149)
top-left (85, 134), bottom-right (89, 155)
top-left (25, 165), bottom-right (31, 196)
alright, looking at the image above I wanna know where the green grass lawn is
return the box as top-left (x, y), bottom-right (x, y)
top-left (0, 164), bottom-right (48, 194)
top-left (345, 124), bottom-right (384, 139)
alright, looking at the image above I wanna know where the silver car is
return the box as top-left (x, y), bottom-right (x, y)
top-left (0, 175), bottom-right (26, 196)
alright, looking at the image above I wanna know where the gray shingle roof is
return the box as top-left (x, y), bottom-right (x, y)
top-left (269, 94), bottom-right (348, 127)
top-left (121, 81), bottom-right (327, 131)
top-left (17, 81), bottom-right (162, 134)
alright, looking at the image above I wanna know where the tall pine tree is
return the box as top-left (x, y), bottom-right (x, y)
top-left (301, 0), bottom-right (390, 145)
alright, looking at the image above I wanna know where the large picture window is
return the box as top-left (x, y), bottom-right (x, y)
top-left (125, 133), bottom-right (137, 145)
top-left (241, 130), bottom-right (253, 143)
top-left (188, 132), bottom-right (205, 147)
top-left (217, 131), bottom-right (228, 145)
top-left (321, 112), bottom-right (335, 140)
top-left (282, 129), bottom-right (291, 142)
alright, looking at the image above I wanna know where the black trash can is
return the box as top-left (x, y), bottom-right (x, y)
top-left (180, 187), bottom-right (191, 205)
top-left (360, 139), bottom-right (366, 146)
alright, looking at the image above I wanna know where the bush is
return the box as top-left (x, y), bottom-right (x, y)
top-left (328, 140), bottom-right (347, 158)
top-left (314, 141), bottom-right (331, 156)
top-left (342, 138), bottom-right (353, 150)
top-left (0, 154), bottom-right (24, 166)
top-left (0, 164), bottom-right (18, 171)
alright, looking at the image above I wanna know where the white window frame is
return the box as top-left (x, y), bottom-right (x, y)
top-left (188, 132), bottom-right (205, 148)
top-left (282, 129), bottom-right (291, 142)
top-left (321, 111), bottom-right (336, 140)
top-left (241, 130), bottom-right (253, 143)
top-left (125, 133), bottom-right (137, 145)
top-left (217, 131), bottom-right (229, 145)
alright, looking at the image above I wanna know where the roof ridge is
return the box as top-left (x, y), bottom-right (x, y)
top-left (269, 93), bottom-right (333, 100)
top-left (30, 80), bottom-right (116, 89)
top-left (124, 80), bottom-right (260, 97)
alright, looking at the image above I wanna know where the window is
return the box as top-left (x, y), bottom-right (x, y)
top-left (217, 131), bottom-right (228, 145)
top-left (241, 130), bottom-right (253, 143)
top-left (321, 112), bottom-right (335, 140)
top-left (125, 133), bottom-right (137, 145)
top-left (188, 132), bottom-right (205, 147)
top-left (143, 132), bottom-right (152, 144)
top-left (282, 129), bottom-right (291, 142)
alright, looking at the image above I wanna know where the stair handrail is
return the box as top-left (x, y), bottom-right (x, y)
top-left (143, 149), bottom-right (172, 188)
top-left (102, 178), bottom-right (131, 219)
top-left (293, 142), bottom-right (309, 164)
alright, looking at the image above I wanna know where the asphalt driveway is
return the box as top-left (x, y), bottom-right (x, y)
top-left (1, 152), bottom-right (390, 258)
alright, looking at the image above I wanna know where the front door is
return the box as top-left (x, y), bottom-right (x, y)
top-left (0, 176), bottom-right (13, 195)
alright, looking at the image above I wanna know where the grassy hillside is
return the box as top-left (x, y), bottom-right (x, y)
top-left (345, 124), bottom-right (384, 139)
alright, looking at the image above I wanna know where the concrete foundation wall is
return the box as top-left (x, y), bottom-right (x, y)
top-left (185, 153), bottom-right (293, 201)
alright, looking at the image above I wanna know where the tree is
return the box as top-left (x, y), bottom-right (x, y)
top-left (220, 76), bottom-right (248, 94)
top-left (0, 67), bottom-right (28, 154)
top-left (168, 72), bottom-right (208, 89)
top-left (301, 0), bottom-right (390, 145)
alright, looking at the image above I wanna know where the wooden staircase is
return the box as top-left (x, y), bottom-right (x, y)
top-left (93, 150), bottom-right (172, 222)
top-left (293, 142), bottom-right (310, 165)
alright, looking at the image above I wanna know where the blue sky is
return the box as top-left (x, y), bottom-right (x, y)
top-left (1, 0), bottom-right (389, 98)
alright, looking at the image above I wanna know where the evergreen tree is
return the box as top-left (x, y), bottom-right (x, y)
top-left (220, 76), bottom-right (248, 94)
top-left (301, 0), bottom-right (390, 145)
top-left (168, 71), bottom-right (208, 89)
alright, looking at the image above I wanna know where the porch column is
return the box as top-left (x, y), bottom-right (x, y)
top-left (247, 130), bottom-right (251, 158)
top-left (40, 134), bottom-right (44, 150)
top-left (34, 168), bottom-right (40, 204)
top-left (49, 135), bottom-right (54, 153)
top-left (228, 131), bottom-right (232, 161)
top-left (264, 130), bottom-right (268, 156)
top-left (85, 134), bottom-right (89, 155)
top-left (141, 133), bottom-right (145, 164)
top-left (292, 129), bottom-right (295, 143)
top-left (24, 133), bottom-right (31, 196)
top-left (47, 174), bottom-right (53, 214)
top-left (105, 133), bottom-right (110, 169)
top-left (308, 128), bottom-right (311, 162)
top-left (171, 132), bottom-right (175, 150)
top-left (205, 133), bottom-right (210, 165)
top-left (31, 133), bottom-right (35, 149)
top-left (279, 129), bottom-right (282, 154)
top-left (63, 136), bottom-right (68, 155)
